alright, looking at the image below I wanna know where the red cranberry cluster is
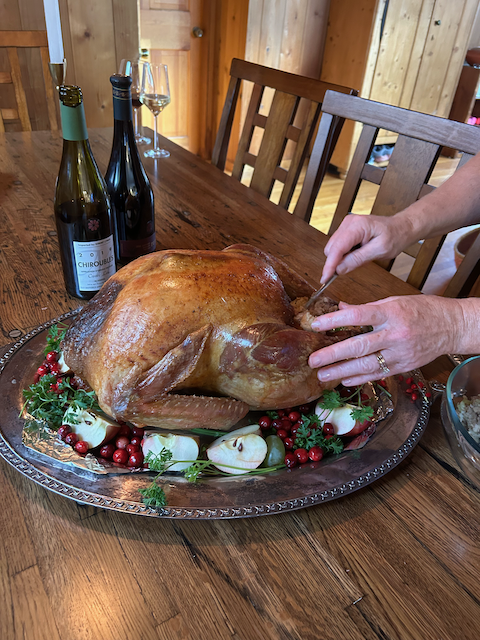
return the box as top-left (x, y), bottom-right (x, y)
top-left (398, 375), bottom-right (431, 402)
top-left (34, 350), bottom-right (64, 391)
top-left (257, 403), bottom-right (328, 469)
top-left (57, 422), bottom-right (145, 467)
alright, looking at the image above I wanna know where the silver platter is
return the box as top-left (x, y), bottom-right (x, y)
top-left (0, 312), bottom-right (430, 519)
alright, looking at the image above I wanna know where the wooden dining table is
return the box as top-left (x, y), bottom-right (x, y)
top-left (0, 127), bottom-right (478, 640)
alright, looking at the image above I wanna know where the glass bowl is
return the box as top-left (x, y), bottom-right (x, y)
top-left (445, 356), bottom-right (480, 473)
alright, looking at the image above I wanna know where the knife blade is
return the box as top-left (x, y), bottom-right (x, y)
top-left (305, 243), bottom-right (362, 310)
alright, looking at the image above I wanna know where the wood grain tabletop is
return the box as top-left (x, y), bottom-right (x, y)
top-left (0, 129), bottom-right (478, 640)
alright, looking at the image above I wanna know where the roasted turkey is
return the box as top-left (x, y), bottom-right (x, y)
top-left (62, 244), bottom-right (352, 430)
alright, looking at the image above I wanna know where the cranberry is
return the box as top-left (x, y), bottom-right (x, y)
top-left (281, 418), bottom-right (292, 431)
top-left (57, 424), bottom-right (71, 440)
top-left (283, 437), bottom-right (294, 450)
top-left (323, 422), bottom-right (334, 436)
top-left (130, 436), bottom-right (142, 447)
top-left (298, 404), bottom-right (311, 415)
top-left (65, 432), bottom-right (78, 446)
top-left (294, 448), bottom-right (308, 464)
top-left (99, 443), bottom-right (116, 460)
top-left (406, 377), bottom-right (413, 385)
top-left (128, 451), bottom-right (144, 467)
top-left (340, 387), bottom-right (354, 398)
top-left (360, 392), bottom-right (369, 403)
top-left (49, 362), bottom-right (61, 375)
top-left (398, 375), bottom-right (404, 382)
top-left (284, 453), bottom-right (297, 468)
top-left (115, 435), bottom-right (130, 450)
top-left (405, 387), bottom-right (413, 394)
top-left (74, 440), bottom-right (89, 454)
top-left (46, 351), bottom-right (58, 363)
top-left (131, 426), bottom-right (145, 438)
top-left (276, 429), bottom-right (288, 440)
top-left (277, 410), bottom-right (286, 418)
top-left (308, 446), bottom-right (324, 462)
top-left (33, 373), bottom-right (40, 384)
top-left (411, 392), bottom-right (418, 402)
top-left (126, 443), bottom-right (140, 455)
top-left (271, 419), bottom-right (284, 430)
top-left (118, 424), bottom-right (132, 438)
top-left (49, 383), bottom-right (59, 393)
top-left (113, 448), bottom-right (129, 465)
top-left (37, 364), bottom-right (50, 377)
top-left (288, 411), bottom-right (301, 423)
top-left (290, 425), bottom-right (300, 437)
top-left (258, 416), bottom-right (272, 430)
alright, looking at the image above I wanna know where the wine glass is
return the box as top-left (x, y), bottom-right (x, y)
top-left (140, 63), bottom-right (171, 159)
top-left (118, 58), bottom-right (151, 145)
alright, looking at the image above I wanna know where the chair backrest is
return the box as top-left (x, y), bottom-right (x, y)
top-left (211, 58), bottom-right (357, 222)
top-left (0, 30), bottom-right (58, 132)
top-left (316, 90), bottom-right (480, 297)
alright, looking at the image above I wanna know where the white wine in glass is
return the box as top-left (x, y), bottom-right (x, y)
top-left (140, 63), bottom-right (171, 159)
top-left (118, 58), bottom-right (151, 145)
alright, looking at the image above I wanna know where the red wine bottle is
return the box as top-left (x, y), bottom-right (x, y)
top-left (105, 74), bottom-right (156, 264)
top-left (54, 85), bottom-right (116, 300)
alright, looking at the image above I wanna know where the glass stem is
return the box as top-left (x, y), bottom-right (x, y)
top-left (133, 108), bottom-right (139, 137)
top-left (154, 115), bottom-right (159, 153)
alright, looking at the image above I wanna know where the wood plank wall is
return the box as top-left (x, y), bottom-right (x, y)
top-left (0, 0), bottom-right (138, 131)
top-left (228, 0), bottom-right (331, 167)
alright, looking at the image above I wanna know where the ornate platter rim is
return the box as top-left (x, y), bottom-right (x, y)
top-left (0, 312), bottom-right (430, 519)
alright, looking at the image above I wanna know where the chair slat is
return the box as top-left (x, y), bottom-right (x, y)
top-left (329, 124), bottom-right (378, 234)
top-left (0, 30), bottom-right (59, 132)
top-left (7, 48), bottom-right (31, 131)
top-left (251, 91), bottom-right (298, 197)
top-left (212, 58), bottom-right (357, 221)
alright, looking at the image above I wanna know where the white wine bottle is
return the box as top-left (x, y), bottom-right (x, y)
top-left (54, 85), bottom-right (116, 299)
top-left (105, 74), bottom-right (155, 264)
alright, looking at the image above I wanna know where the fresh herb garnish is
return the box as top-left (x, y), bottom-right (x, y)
top-left (350, 405), bottom-right (374, 423)
top-left (294, 414), bottom-right (344, 454)
top-left (44, 323), bottom-right (68, 356)
top-left (318, 389), bottom-right (344, 411)
top-left (21, 374), bottom-right (99, 431)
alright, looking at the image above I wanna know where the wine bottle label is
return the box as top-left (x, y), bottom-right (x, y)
top-left (120, 233), bottom-right (157, 258)
top-left (113, 85), bottom-right (134, 122)
top-left (73, 235), bottom-right (116, 291)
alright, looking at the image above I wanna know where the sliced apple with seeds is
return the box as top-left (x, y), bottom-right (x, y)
top-left (315, 403), bottom-right (371, 437)
top-left (63, 407), bottom-right (121, 449)
top-left (142, 433), bottom-right (199, 471)
top-left (207, 424), bottom-right (267, 475)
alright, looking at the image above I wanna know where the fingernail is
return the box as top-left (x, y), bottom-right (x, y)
top-left (318, 371), bottom-right (330, 381)
top-left (343, 378), bottom-right (352, 385)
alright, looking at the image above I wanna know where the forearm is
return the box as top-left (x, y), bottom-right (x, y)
top-left (397, 152), bottom-right (480, 244)
top-left (453, 297), bottom-right (480, 355)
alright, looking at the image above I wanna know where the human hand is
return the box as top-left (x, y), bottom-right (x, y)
top-left (321, 214), bottom-right (415, 283)
top-left (308, 295), bottom-right (464, 385)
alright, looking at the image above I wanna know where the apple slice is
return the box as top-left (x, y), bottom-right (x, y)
top-left (315, 402), bottom-right (371, 437)
top-left (142, 433), bottom-right (199, 471)
top-left (207, 424), bottom-right (267, 475)
top-left (57, 352), bottom-right (72, 374)
top-left (63, 408), bottom-right (121, 449)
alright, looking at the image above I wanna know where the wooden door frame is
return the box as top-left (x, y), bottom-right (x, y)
top-left (200, 0), bottom-right (249, 160)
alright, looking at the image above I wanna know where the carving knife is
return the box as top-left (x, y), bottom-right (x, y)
top-left (305, 243), bottom-right (362, 310)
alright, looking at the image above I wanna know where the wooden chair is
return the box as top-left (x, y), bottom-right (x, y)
top-left (211, 58), bottom-right (357, 222)
top-left (0, 30), bottom-right (58, 132)
top-left (315, 90), bottom-right (480, 298)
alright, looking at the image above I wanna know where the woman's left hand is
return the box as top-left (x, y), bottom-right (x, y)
top-left (308, 295), bottom-right (464, 385)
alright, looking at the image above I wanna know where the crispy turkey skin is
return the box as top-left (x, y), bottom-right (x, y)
top-left (62, 244), bottom-right (346, 430)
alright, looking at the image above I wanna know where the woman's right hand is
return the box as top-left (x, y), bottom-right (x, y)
top-left (321, 214), bottom-right (415, 283)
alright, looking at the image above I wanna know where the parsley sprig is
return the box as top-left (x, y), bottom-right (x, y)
top-left (44, 323), bottom-right (68, 356)
top-left (21, 373), bottom-right (99, 431)
top-left (138, 450), bottom-right (286, 508)
top-left (294, 414), bottom-right (344, 454)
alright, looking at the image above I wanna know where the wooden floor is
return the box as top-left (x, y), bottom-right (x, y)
top-left (259, 155), bottom-right (478, 296)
